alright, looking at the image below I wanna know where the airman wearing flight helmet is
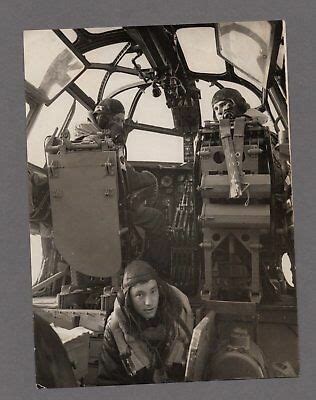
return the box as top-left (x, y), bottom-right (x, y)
top-left (211, 87), bottom-right (269, 125)
top-left (97, 260), bottom-right (193, 385)
top-left (212, 87), bottom-right (250, 121)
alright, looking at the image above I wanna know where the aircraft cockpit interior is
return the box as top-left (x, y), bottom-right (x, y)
top-left (24, 21), bottom-right (298, 387)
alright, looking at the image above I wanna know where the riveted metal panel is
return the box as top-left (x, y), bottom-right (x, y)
top-left (200, 174), bottom-right (271, 199)
top-left (201, 203), bottom-right (270, 229)
top-left (47, 150), bottom-right (121, 277)
top-left (200, 144), bottom-right (261, 174)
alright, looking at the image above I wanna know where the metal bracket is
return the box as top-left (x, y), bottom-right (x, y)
top-left (103, 158), bottom-right (114, 176)
top-left (48, 160), bottom-right (61, 178)
top-left (104, 188), bottom-right (114, 198)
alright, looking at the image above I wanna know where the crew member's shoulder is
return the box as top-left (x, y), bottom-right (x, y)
top-left (167, 284), bottom-right (191, 309)
top-left (74, 122), bottom-right (99, 138)
top-left (244, 108), bottom-right (269, 125)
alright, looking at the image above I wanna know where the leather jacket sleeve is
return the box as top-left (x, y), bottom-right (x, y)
top-left (97, 322), bottom-right (131, 386)
top-left (97, 320), bottom-right (154, 386)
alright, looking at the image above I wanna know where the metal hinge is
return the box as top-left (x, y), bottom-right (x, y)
top-left (48, 160), bottom-right (61, 178)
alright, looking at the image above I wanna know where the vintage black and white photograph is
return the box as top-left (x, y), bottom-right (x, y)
top-left (24, 21), bottom-right (298, 389)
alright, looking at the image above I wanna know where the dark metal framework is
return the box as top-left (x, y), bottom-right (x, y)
top-left (26, 22), bottom-right (287, 139)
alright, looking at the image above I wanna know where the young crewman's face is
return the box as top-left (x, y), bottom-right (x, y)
top-left (213, 99), bottom-right (238, 121)
top-left (130, 279), bottom-right (159, 320)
